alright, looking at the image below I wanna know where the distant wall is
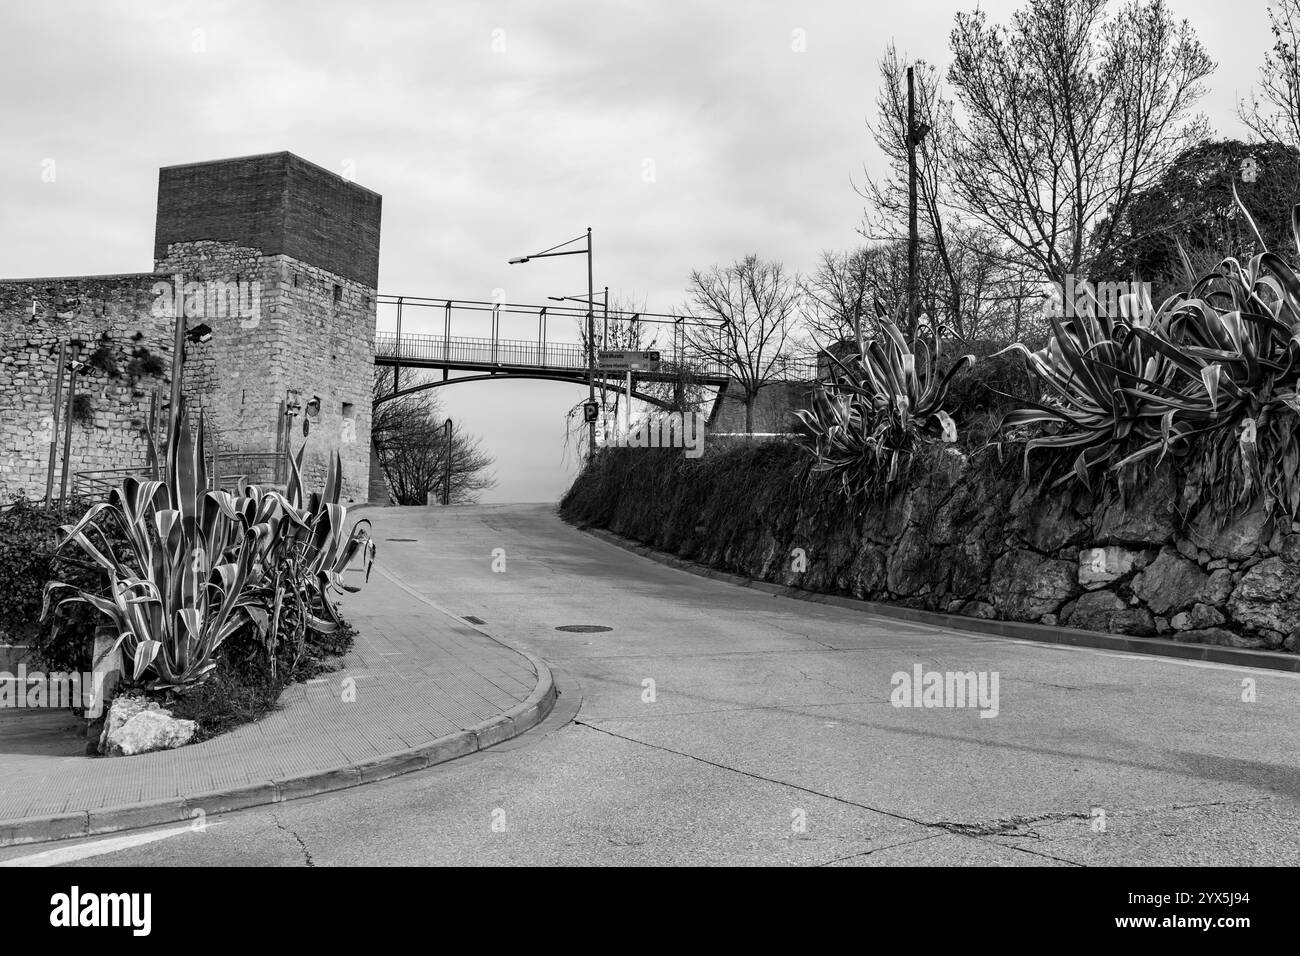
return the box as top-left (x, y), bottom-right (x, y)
top-left (708, 380), bottom-right (813, 432)
top-left (561, 443), bottom-right (1300, 654)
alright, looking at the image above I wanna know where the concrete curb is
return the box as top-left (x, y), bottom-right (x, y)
top-left (0, 573), bottom-right (557, 848)
top-left (572, 522), bottom-right (1300, 675)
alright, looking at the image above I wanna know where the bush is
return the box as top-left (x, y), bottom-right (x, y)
top-left (0, 496), bottom-right (104, 673)
top-left (939, 343), bottom-right (1036, 452)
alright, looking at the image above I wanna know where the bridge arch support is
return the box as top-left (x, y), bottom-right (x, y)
top-left (375, 370), bottom-right (676, 409)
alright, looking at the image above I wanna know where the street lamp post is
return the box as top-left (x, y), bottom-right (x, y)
top-left (168, 274), bottom-right (186, 432)
top-left (43, 340), bottom-right (67, 508)
top-left (58, 349), bottom-right (86, 505)
top-left (509, 228), bottom-right (596, 461)
top-left (443, 417), bottom-right (453, 506)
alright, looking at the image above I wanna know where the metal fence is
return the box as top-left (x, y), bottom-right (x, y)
top-left (71, 452), bottom-right (285, 500)
top-left (373, 330), bottom-right (819, 382)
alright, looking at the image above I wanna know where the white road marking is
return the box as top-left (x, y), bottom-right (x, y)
top-left (963, 632), bottom-right (1300, 679)
top-left (0, 821), bottom-right (223, 867)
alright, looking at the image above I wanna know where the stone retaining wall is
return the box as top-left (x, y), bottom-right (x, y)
top-left (560, 443), bottom-right (1300, 653)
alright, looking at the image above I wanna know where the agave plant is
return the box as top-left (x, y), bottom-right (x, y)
top-left (795, 317), bottom-right (974, 497)
top-left (237, 444), bottom-right (376, 674)
top-left (42, 400), bottom-right (270, 687)
top-left (996, 303), bottom-right (1182, 488)
top-left (41, 397), bottom-right (376, 689)
top-left (1000, 189), bottom-right (1300, 515)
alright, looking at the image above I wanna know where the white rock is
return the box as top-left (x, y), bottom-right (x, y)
top-left (1078, 546), bottom-right (1138, 588)
top-left (99, 694), bottom-right (197, 756)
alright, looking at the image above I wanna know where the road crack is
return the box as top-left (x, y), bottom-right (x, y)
top-left (574, 718), bottom-right (1085, 866)
top-left (932, 810), bottom-right (1092, 838)
top-left (273, 816), bottom-right (315, 867)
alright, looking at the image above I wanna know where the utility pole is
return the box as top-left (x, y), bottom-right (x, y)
top-left (585, 227), bottom-right (595, 462)
top-left (907, 66), bottom-right (919, 342)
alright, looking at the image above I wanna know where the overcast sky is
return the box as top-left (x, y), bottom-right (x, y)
top-left (0, 0), bottom-right (1276, 502)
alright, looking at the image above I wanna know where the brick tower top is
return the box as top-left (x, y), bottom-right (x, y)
top-left (153, 151), bottom-right (382, 286)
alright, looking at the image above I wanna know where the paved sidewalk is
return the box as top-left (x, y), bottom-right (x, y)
top-left (0, 520), bottom-right (556, 846)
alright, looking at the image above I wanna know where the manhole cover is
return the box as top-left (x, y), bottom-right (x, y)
top-left (386, 538), bottom-right (419, 542)
top-left (463, 616), bottom-right (486, 625)
top-left (555, 625), bottom-right (612, 633)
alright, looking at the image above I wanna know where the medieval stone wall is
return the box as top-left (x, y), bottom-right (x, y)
top-left (0, 275), bottom-right (173, 500)
top-left (263, 252), bottom-right (374, 498)
top-left (0, 151), bottom-right (381, 503)
top-left (152, 243), bottom-right (376, 500)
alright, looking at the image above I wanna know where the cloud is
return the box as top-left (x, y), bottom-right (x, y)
top-left (0, 0), bottom-right (1271, 501)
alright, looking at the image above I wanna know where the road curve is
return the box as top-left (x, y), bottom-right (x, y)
top-left (6, 503), bottom-right (1298, 867)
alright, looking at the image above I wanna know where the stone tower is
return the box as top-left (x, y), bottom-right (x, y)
top-left (153, 152), bottom-right (382, 499)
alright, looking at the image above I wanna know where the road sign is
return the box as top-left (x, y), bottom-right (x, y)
top-left (582, 401), bottom-right (600, 423)
top-left (599, 349), bottom-right (660, 371)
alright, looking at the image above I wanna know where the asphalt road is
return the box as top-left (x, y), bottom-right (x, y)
top-left (5, 503), bottom-right (1299, 867)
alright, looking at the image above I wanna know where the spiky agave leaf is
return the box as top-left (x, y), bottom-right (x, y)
top-left (796, 317), bottom-right (973, 498)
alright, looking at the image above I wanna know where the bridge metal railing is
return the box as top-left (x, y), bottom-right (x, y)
top-left (373, 330), bottom-right (818, 383)
top-left (372, 295), bottom-right (819, 384)
top-left (375, 331), bottom-right (585, 371)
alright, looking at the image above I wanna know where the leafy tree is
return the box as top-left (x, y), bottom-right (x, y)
top-left (1091, 139), bottom-right (1300, 300)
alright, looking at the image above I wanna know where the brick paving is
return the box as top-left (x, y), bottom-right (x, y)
top-left (0, 555), bottom-right (543, 827)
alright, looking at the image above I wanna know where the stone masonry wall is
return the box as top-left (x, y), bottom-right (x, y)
top-left (265, 252), bottom-right (374, 498)
top-left (561, 444), bottom-right (1300, 654)
top-left (0, 275), bottom-right (174, 499)
top-left (153, 242), bottom-right (376, 500)
top-left (0, 152), bottom-right (382, 503)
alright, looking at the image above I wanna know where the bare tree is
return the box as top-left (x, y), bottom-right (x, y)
top-left (1240, 0), bottom-right (1300, 148)
top-left (946, 0), bottom-right (1214, 286)
top-left (683, 255), bottom-right (801, 434)
top-left (860, 44), bottom-right (1042, 342)
top-left (800, 248), bottom-right (878, 352)
top-left (371, 368), bottom-right (496, 505)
